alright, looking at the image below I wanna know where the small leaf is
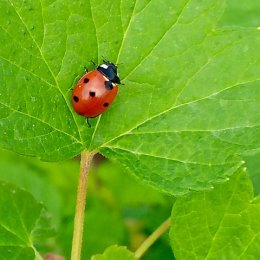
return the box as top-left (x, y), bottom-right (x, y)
top-left (91, 245), bottom-right (135, 260)
top-left (0, 181), bottom-right (54, 260)
top-left (170, 168), bottom-right (260, 259)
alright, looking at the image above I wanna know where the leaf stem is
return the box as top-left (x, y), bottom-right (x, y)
top-left (71, 150), bottom-right (96, 260)
top-left (134, 217), bottom-right (171, 259)
top-left (34, 250), bottom-right (44, 260)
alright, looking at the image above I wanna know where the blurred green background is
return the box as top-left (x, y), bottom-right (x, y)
top-left (0, 148), bottom-right (173, 259)
top-left (0, 144), bottom-right (259, 260)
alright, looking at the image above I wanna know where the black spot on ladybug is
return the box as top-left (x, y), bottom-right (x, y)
top-left (89, 91), bottom-right (95, 97)
top-left (103, 102), bottom-right (109, 107)
top-left (84, 78), bottom-right (89, 83)
top-left (73, 96), bottom-right (79, 102)
top-left (104, 81), bottom-right (113, 90)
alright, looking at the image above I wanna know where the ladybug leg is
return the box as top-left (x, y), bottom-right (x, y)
top-left (104, 81), bottom-right (113, 90)
top-left (86, 118), bottom-right (91, 128)
top-left (68, 73), bottom-right (82, 92)
top-left (84, 66), bottom-right (89, 72)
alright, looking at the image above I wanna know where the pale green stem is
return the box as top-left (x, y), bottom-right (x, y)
top-left (34, 250), bottom-right (44, 260)
top-left (134, 217), bottom-right (171, 259)
top-left (71, 151), bottom-right (96, 260)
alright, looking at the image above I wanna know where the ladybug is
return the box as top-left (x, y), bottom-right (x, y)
top-left (72, 61), bottom-right (121, 125)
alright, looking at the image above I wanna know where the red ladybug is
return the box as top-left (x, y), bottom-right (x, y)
top-left (72, 61), bottom-right (121, 122)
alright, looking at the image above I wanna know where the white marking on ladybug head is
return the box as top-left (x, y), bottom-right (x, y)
top-left (100, 64), bottom-right (108, 69)
top-left (102, 75), bottom-right (109, 81)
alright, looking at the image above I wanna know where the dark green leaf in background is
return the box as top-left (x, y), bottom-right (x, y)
top-left (0, 148), bottom-right (173, 259)
top-left (0, 149), bottom-right (62, 226)
top-left (170, 168), bottom-right (260, 259)
top-left (0, 0), bottom-right (260, 194)
top-left (0, 181), bottom-right (53, 260)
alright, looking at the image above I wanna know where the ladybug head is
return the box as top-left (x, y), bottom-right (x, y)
top-left (97, 61), bottom-right (121, 84)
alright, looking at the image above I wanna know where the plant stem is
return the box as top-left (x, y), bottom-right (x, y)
top-left (34, 250), bottom-right (44, 260)
top-left (134, 217), bottom-right (171, 259)
top-left (71, 150), bottom-right (96, 260)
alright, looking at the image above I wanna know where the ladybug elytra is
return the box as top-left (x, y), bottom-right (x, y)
top-left (72, 61), bottom-right (121, 122)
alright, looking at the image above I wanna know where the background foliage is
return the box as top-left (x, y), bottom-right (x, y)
top-left (0, 0), bottom-right (259, 259)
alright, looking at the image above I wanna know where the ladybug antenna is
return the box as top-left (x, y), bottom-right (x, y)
top-left (90, 60), bottom-right (97, 67)
top-left (101, 56), bottom-right (108, 63)
top-left (86, 118), bottom-right (91, 128)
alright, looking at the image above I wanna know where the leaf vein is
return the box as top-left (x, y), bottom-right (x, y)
top-left (0, 223), bottom-right (26, 245)
top-left (116, 0), bottom-right (137, 63)
top-left (102, 78), bottom-right (260, 148)
top-left (204, 172), bottom-right (241, 259)
top-left (0, 102), bottom-right (81, 144)
top-left (8, 0), bottom-right (83, 142)
top-left (105, 146), bottom-right (237, 166)
top-left (122, 0), bottom-right (191, 79)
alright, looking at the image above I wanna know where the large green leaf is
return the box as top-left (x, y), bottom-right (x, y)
top-left (170, 168), bottom-right (260, 259)
top-left (220, 0), bottom-right (260, 27)
top-left (245, 149), bottom-right (260, 195)
top-left (1, 0), bottom-right (260, 194)
top-left (0, 181), bottom-right (53, 260)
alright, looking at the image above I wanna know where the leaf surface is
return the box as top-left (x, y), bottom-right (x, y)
top-left (220, 0), bottom-right (260, 27)
top-left (0, 181), bottom-right (53, 260)
top-left (170, 168), bottom-right (260, 259)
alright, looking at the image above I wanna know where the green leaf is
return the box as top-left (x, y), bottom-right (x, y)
top-left (170, 168), bottom-right (260, 259)
top-left (0, 181), bottom-right (54, 260)
top-left (219, 0), bottom-right (260, 27)
top-left (245, 148), bottom-right (260, 195)
top-left (91, 245), bottom-right (135, 260)
top-left (1, 0), bottom-right (260, 194)
top-left (0, 148), bottom-right (62, 226)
